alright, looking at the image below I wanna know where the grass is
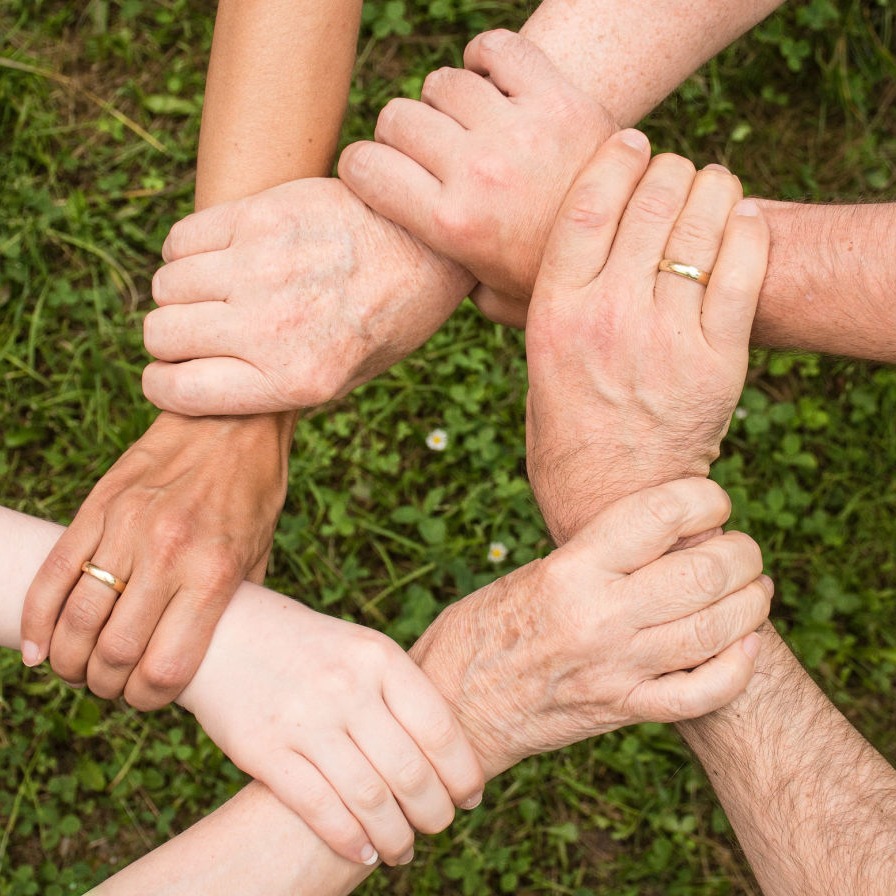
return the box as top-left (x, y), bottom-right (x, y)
top-left (1, 0), bottom-right (895, 893)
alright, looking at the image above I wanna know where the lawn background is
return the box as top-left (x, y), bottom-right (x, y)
top-left (1, 1), bottom-right (895, 893)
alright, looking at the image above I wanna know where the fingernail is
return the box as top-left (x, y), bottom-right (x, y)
top-left (703, 163), bottom-right (730, 174)
top-left (360, 844), bottom-right (379, 866)
top-left (735, 199), bottom-right (760, 217)
top-left (21, 640), bottom-right (43, 667)
top-left (619, 128), bottom-right (649, 152)
top-left (760, 574), bottom-right (775, 597)
top-left (397, 848), bottom-right (414, 866)
top-left (460, 791), bottom-right (483, 811)
top-left (741, 632), bottom-right (761, 659)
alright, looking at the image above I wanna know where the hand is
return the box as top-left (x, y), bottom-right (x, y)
top-left (179, 584), bottom-right (484, 868)
top-left (410, 478), bottom-right (770, 778)
top-left (525, 132), bottom-right (769, 544)
top-left (20, 412), bottom-right (291, 709)
top-left (339, 29), bottom-right (615, 327)
top-left (143, 177), bottom-right (475, 416)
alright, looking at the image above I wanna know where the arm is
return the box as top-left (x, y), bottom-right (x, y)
top-left (20, 1), bottom-right (363, 707)
top-left (2, 473), bottom-right (769, 893)
top-left (341, 26), bottom-right (896, 357)
top-left (678, 623), bottom-right (896, 895)
top-left (140, 1), bottom-right (786, 415)
top-left (523, 133), bottom-right (896, 891)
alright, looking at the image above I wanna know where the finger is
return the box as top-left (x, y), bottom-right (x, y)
top-left (161, 203), bottom-right (239, 263)
top-left (656, 164), bottom-right (743, 317)
top-left (152, 251), bottom-right (234, 307)
top-left (469, 283), bottom-right (528, 329)
top-left (382, 668), bottom-right (484, 813)
top-left (143, 303), bottom-right (245, 364)
top-left (305, 736), bottom-right (416, 866)
top-left (701, 199), bottom-right (769, 353)
top-left (142, 357), bottom-right (286, 416)
top-left (533, 129), bottom-right (652, 294)
top-left (123, 583), bottom-right (229, 710)
top-left (570, 478), bottom-right (732, 574)
top-left (374, 97), bottom-right (465, 178)
top-left (48, 548), bottom-right (134, 686)
top-left (248, 747), bottom-right (379, 866)
top-left (628, 530), bottom-right (763, 626)
top-left (463, 29), bottom-right (561, 99)
top-left (338, 141), bottom-right (444, 255)
top-left (21, 520), bottom-right (103, 667)
top-left (349, 713), bottom-right (455, 837)
top-left (633, 633), bottom-right (762, 722)
top-left (604, 153), bottom-right (697, 308)
top-left (420, 65), bottom-right (506, 125)
top-left (86, 567), bottom-right (174, 701)
top-left (639, 575), bottom-right (773, 672)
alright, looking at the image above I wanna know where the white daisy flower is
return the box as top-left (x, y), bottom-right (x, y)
top-left (487, 542), bottom-right (508, 564)
top-left (425, 428), bottom-right (448, 451)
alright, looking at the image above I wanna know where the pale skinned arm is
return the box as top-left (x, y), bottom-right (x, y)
top-left (141, 0), bottom-right (787, 415)
top-left (20, 1), bottom-right (363, 708)
top-left (4, 477), bottom-right (767, 896)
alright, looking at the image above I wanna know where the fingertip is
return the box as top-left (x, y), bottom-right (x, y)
top-left (741, 631), bottom-right (761, 660)
top-left (734, 198), bottom-right (761, 218)
top-left (21, 639), bottom-right (45, 667)
top-left (617, 128), bottom-right (650, 154)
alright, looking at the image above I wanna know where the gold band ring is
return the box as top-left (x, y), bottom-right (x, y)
top-left (81, 561), bottom-right (128, 595)
top-left (658, 258), bottom-right (712, 286)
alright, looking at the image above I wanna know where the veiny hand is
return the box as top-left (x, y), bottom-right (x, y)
top-left (339, 29), bottom-right (615, 327)
top-left (20, 412), bottom-right (291, 709)
top-left (411, 478), bottom-right (770, 778)
top-left (525, 131), bottom-right (769, 544)
top-left (179, 584), bottom-right (484, 868)
top-left (143, 177), bottom-right (475, 416)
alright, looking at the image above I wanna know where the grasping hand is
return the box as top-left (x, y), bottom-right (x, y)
top-left (179, 585), bottom-right (483, 868)
top-left (20, 412), bottom-right (291, 709)
top-left (411, 478), bottom-right (770, 778)
top-left (339, 29), bottom-right (615, 327)
top-left (142, 178), bottom-right (475, 416)
top-left (525, 130), bottom-right (769, 544)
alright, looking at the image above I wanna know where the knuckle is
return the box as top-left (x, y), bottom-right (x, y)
top-left (421, 66), bottom-right (454, 101)
top-left (671, 214), bottom-right (719, 254)
top-left (641, 485), bottom-right (685, 531)
top-left (689, 608), bottom-right (724, 658)
top-left (354, 777), bottom-right (391, 813)
top-left (136, 652), bottom-right (192, 699)
top-left (96, 629), bottom-right (145, 671)
top-left (63, 593), bottom-right (108, 635)
top-left (393, 754), bottom-right (433, 799)
top-left (685, 549), bottom-right (728, 599)
top-left (629, 183), bottom-right (682, 223)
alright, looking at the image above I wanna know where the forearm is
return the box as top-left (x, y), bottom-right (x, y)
top-left (678, 623), bottom-right (896, 895)
top-left (754, 200), bottom-right (896, 362)
top-left (196, 0), bottom-right (362, 207)
top-left (520, 0), bottom-right (781, 120)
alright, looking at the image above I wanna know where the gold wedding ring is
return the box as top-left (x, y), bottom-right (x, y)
top-left (81, 561), bottom-right (128, 595)
top-left (658, 258), bottom-right (712, 286)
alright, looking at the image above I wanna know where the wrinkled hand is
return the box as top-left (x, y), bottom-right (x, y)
top-left (339, 29), bottom-right (615, 327)
top-left (525, 132), bottom-right (769, 544)
top-left (20, 412), bottom-right (291, 709)
top-left (410, 478), bottom-right (770, 778)
top-left (143, 178), bottom-right (474, 416)
top-left (180, 585), bottom-right (483, 868)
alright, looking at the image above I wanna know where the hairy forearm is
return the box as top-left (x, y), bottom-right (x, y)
top-left (520, 0), bottom-right (782, 121)
top-left (754, 200), bottom-right (896, 362)
top-left (196, 0), bottom-right (362, 207)
top-left (678, 623), bottom-right (896, 895)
